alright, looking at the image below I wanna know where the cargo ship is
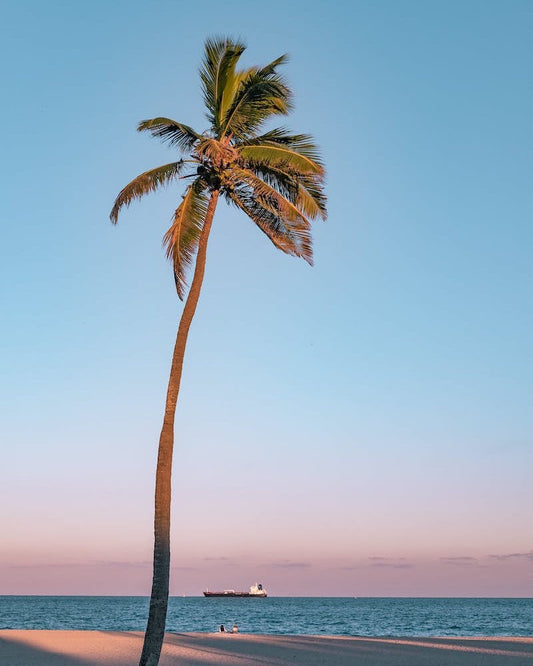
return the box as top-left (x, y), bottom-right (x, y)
top-left (203, 583), bottom-right (267, 598)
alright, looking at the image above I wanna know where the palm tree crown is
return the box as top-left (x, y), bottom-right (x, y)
top-left (110, 36), bottom-right (326, 297)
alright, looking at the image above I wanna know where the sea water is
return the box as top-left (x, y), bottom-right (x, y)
top-left (0, 597), bottom-right (531, 636)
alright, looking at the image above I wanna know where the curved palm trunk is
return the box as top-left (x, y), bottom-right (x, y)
top-left (139, 190), bottom-right (220, 666)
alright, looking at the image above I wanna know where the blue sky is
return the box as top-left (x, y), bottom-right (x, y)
top-left (1, 0), bottom-right (532, 595)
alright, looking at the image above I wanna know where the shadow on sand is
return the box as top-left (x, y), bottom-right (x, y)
top-left (1, 632), bottom-right (532, 665)
top-left (160, 633), bottom-right (533, 665)
top-left (0, 635), bottom-right (96, 666)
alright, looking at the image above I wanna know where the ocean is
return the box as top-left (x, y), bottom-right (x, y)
top-left (0, 597), bottom-right (531, 636)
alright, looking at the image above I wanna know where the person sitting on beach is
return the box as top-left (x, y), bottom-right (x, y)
top-left (231, 622), bottom-right (238, 634)
top-left (219, 624), bottom-right (226, 632)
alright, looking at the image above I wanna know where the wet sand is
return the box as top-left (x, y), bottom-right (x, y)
top-left (1, 631), bottom-right (532, 665)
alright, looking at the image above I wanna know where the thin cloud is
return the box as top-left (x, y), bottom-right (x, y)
top-left (96, 560), bottom-right (151, 568)
top-left (6, 563), bottom-right (82, 569)
top-left (6, 560), bottom-right (151, 569)
top-left (367, 556), bottom-right (411, 569)
top-left (371, 562), bottom-right (414, 569)
top-left (440, 557), bottom-right (478, 566)
top-left (270, 561), bottom-right (311, 569)
top-left (203, 556), bottom-right (237, 566)
top-left (489, 551), bottom-right (533, 562)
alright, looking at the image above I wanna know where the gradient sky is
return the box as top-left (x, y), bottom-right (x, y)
top-left (1, 0), bottom-right (532, 596)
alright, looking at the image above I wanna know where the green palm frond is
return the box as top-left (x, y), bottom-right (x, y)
top-left (163, 179), bottom-right (209, 299)
top-left (233, 167), bottom-right (309, 225)
top-left (228, 167), bottom-right (313, 263)
top-left (294, 174), bottom-right (328, 220)
top-left (257, 54), bottom-right (289, 77)
top-left (200, 37), bottom-right (246, 133)
top-left (239, 126), bottom-right (311, 145)
top-left (227, 183), bottom-right (313, 264)
top-left (227, 189), bottom-right (297, 256)
top-left (137, 118), bottom-right (202, 152)
top-left (219, 68), bottom-right (251, 129)
top-left (221, 57), bottom-right (292, 139)
top-left (110, 161), bottom-right (185, 223)
top-left (238, 128), bottom-right (324, 168)
top-left (244, 163), bottom-right (298, 199)
top-left (248, 164), bottom-right (327, 220)
top-left (238, 143), bottom-right (323, 175)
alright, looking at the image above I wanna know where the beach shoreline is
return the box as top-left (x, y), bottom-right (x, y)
top-left (1, 631), bottom-right (532, 665)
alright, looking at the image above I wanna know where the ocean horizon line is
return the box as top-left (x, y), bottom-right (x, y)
top-left (2, 594), bottom-right (532, 599)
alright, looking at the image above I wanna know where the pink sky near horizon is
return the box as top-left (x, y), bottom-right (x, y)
top-left (1, 553), bottom-right (532, 597)
top-left (2, 423), bottom-right (531, 596)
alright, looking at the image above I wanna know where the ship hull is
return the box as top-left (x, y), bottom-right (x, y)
top-left (203, 592), bottom-right (267, 598)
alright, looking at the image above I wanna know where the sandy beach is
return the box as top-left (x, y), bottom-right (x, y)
top-left (0, 631), bottom-right (532, 665)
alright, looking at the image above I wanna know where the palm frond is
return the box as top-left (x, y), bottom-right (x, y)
top-left (217, 54), bottom-right (247, 132)
top-left (226, 189), bottom-right (294, 256)
top-left (137, 118), bottom-right (202, 152)
top-left (227, 168), bottom-right (313, 263)
top-left (232, 167), bottom-right (309, 224)
top-left (163, 178), bottom-right (209, 299)
top-left (294, 174), bottom-right (327, 220)
top-left (110, 161), bottom-right (185, 223)
top-left (248, 164), bottom-right (327, 220)
top-left (244, 163), bottom-right (297, 199)
top-left (238, 126), bottom-right (309, 145)
top-left (221, 57), bottom-right (292, 139)
top-left (257, 54), bottom-right (289, 76)
top-left (199, 37), bottom-right (246, 133)
top-left (238, 128), bottom-right (324, 168)
top-left (238, 143), bottom-right (323, 175)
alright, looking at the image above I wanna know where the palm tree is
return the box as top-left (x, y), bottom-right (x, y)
top-left (110, 36), bottom-right (326, 666)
